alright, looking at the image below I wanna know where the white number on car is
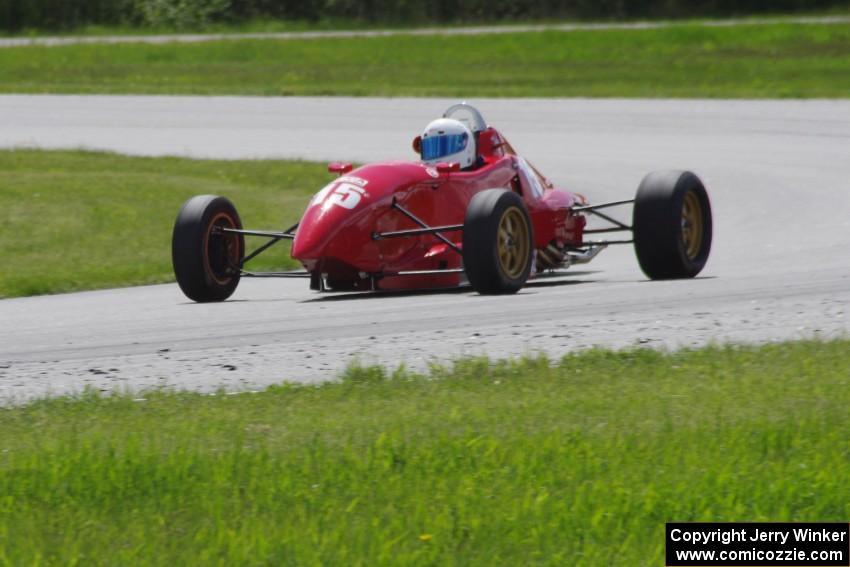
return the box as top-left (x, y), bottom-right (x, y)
top-left (311, 182), bottom-right (368, 211)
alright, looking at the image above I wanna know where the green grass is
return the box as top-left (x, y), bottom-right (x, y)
top-left (1, 340), bottom-right (849, 565)
top-left (0, 150), bottom-right (328, 298)
top-left (2, 22), bottom-right (850, 97)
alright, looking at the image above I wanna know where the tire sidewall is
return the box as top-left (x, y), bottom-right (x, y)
top-left (463, 189), bottom-right (534, 294)
top-left (172, 195), bottom-right (244, 302)
top-left (633, 171), bottom-right (712, 279)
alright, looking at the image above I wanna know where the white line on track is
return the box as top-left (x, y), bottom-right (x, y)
top-left (1, 15), bottom-right (849, 48)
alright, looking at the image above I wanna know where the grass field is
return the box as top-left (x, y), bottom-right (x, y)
top-left (2, 22), bottom-right (850, 97)
top-left (0, 150), bottom-right (324, 298)
top-left (0, 339), bottom-right (848, 565)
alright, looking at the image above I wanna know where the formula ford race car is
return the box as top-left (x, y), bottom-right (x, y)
top-left (172, 103), bottom-right (712, 301)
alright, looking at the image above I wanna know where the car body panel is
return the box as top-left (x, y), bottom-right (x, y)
top-left (290, 126), bottom-right (587, 291)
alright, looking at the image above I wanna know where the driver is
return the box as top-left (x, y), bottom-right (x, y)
top-left (419, 118), bottom-right (477, 170)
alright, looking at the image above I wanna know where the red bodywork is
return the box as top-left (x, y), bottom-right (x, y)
top-left (291, 127), bottom-right (586, 291)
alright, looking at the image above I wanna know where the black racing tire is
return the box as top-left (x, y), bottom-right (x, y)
top-left (463, 189), bottom-right (534, 295)
top-left (172, 195), bottom-right (244, 302)
top-left (632, 170), bottom-right (712, 280)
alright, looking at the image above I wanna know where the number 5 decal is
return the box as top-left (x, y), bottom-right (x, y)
top-left (325, 183), bottom-right (366, 210)
top-left (312, 182), bottom-right (367, 211)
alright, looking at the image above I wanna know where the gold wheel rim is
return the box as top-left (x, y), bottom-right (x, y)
top-left (204, 212), bottom-right (242, 285)
top-left (682, 191), bottom-right (703, 260)
top-left (497, 207), bottom-right (530, 279)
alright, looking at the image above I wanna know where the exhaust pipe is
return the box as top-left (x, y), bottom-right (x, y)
top-left (568, 244), bottom-right (607, 264)
top-left (536, 243), bottom-right (567, 269)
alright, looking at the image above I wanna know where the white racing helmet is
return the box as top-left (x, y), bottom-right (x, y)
top-left (420, 118), bottom-right (475, 169)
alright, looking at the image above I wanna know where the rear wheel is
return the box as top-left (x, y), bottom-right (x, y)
top-left (632, 170), bottom-right (712, 279)
top-left (172, 195), bottom-right (244, 302)
top-left (463, 189), bottom-right (533, 294)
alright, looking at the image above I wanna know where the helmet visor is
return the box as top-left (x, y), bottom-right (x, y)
top-left (421, 133), bottom-right (468, 161)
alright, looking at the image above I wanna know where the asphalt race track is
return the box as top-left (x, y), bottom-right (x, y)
top-left (1, 96), bottom-right (849, 401)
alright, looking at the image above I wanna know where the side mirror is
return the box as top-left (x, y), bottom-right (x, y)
top-left (436, 162), bottom-right (461, 174)
top-left (328, 162), bottom-right (353, 175)
top-left (412, 135), bottom-right (422, 154)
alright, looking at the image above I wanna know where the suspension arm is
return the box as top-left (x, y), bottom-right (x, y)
top-left (381, 200), bottom-right (462, 254)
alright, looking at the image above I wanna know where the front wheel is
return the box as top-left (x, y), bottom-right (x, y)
top-left (172, 195), bottom-right (244, 302)
top-left (463, 189), bottom-right (534, 294)
top-left (632, 170), bottom-right (712, 279)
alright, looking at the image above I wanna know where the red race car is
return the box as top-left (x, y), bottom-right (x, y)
top-left (172, 103), bottom-right (712, 301)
